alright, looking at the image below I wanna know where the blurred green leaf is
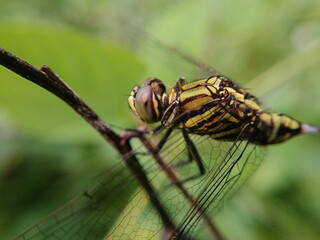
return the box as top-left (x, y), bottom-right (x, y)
top-left (0, 22), bottom-right (144, 137)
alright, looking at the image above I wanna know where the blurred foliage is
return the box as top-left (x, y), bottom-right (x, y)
top-left (0, 0), bottom-right (320, 239)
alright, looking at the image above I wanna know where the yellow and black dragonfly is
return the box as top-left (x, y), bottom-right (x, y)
top-left (127, 74), bottom-right (320, 239)
top-left (13, 74), bottom-right (320, 240)
top-left (11, 28), bottom-right (320, 240)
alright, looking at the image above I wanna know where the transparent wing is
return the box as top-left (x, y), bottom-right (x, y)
top-left (136, 127), bottom-right (266, 240)
top-left (12, 132), bottom-right (193, 240)
top-left (173, 137), bottom-right (266, 239)
top-left (113, 20), bottom-right (219, 82)
top-left (14, 124), bottom-right (266, 240)
top-left (14, 162), bottom-right (141, 240)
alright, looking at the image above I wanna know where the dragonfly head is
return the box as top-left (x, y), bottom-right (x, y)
top-left (128, 78), bottom-right (168, 123)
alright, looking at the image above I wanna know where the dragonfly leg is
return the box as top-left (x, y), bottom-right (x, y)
top-left (140, 126), bottom-right (206, 184)
top-left (152, 127), bottom-right (173, 153)
top-left (178, 129), bottom-right (206, 181)
top-left (120, 126), bottom-right (169, 157)
top-left (165, 129), bottom-right (206, 186)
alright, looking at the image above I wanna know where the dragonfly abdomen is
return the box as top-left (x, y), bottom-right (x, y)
top-left (175, 77), bottom-right (303, 145)
top-left (252, 112), bottom-right (302, 145)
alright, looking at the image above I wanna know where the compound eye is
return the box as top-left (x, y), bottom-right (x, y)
top-left (128, 78), bottom-right (166, 123)
top-left (134, 85), bottom-right (160, 123)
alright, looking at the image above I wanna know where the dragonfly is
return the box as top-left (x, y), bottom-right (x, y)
top-left (14, 74), bottom-right (320, 240)
top-left (11, 31), bottom-right (320, 239)
top-left (127, 75), bottom-right (320, 239)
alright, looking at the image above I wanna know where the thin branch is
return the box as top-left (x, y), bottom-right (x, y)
top-left (0, 47), bottom-right (176, 236)
top-left (0, 48), bottom-right (121, 148)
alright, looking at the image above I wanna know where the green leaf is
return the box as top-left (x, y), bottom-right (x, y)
top-left (0, 22), bottom-right (144, 137)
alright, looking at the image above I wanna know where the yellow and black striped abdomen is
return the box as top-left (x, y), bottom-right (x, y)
top-left (251, 113), bottom-right (302, 145)
top-left (174, 76), bottom-right (303, 145)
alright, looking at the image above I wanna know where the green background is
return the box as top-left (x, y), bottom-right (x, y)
top-left (0, 0), bottom-right (320, 239)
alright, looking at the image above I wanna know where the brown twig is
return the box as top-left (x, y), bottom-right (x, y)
top-left (0, 47), bottom-right (176, 236)
top-left (0, 48), bottom-right (120, 148)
